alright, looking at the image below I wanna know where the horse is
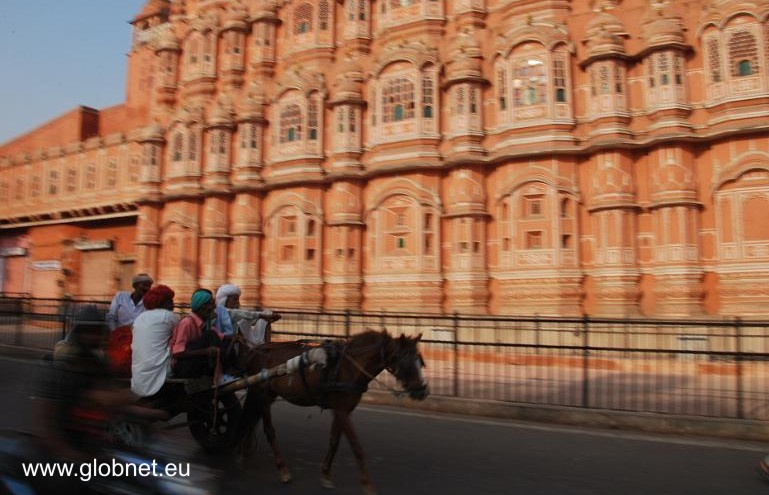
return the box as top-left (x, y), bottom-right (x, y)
top-left (235, 329), bottom-right (428, 495)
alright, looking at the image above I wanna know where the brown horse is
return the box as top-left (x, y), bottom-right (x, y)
top-left (236, 329), bottom-right (428, 495)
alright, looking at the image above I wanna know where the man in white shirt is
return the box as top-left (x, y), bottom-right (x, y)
top-left (131, 284), bottom-right (179, 398)
top-left (106, 273), bottom-right (153, 331)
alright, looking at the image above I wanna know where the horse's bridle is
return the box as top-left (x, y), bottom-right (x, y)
top-left (341, 339), bottom-right (425, 397)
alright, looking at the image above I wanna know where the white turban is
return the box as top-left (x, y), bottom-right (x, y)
top-left (215, 284), bottom-right (241, 307)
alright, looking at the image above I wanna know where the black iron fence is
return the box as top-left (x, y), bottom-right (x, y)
top-left (2, 296), bottom-right (769, 421)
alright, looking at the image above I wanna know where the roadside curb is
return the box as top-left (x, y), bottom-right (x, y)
top-left (361, 390), bottom-right (769, 443)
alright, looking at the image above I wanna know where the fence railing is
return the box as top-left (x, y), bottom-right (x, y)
top-left (2, 297), bottom-right (769, 420)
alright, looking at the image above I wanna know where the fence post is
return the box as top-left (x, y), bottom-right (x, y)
top-left (735, 317), bottom-right (744, 420)
top-left (344, 309), bottom-right (351, 339)
top-left (60, 298), bottom-right (70, 341)
top-left (582, 315), bottom-right (590, 408)
top-left (453, 311), bottom-right (460, 397)
top-left (13, 300), bottom-right (23, 347)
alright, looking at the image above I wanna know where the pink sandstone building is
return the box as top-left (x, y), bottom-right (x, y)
top-left (1, 0), bottom-right (768, 317)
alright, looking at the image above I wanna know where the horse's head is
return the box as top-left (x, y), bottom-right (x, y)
top-left (385, 333), bottom-right (429, 400)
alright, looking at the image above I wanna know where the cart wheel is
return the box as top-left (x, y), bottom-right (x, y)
top-left (188, 393), bottom-right (242, 453)
top-left (106, 419), bottom-right (149, 449)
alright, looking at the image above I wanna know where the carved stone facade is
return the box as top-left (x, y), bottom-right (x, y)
top-left (2, 0), bottom-right (769, 317)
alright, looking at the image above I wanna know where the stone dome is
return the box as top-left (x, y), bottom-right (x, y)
top-left (223, 1), bottom-right (249, 31)
top-left (446, 29), bottom-right (484, 81)
top-left (584, 11), bottom-right (627, 57)
top-left (141, 122), bottom-right (165, 141)
top-left (252, 0), bottom-right (279, 18)
top-left (136, 0), bottom-right (169, 21)
top-left (332, 58), bottom-right (364, 101)
top-left (156, 26), bottom-right (180, 51)
top-left (446, 170), bottom-right (486, 214)
top-left (208, 98), bottom-right (234, 126)
top-left (641, 4), bottom-right (685, 48)
top-left (240, 84), bottom-right (267, 119)
top-left (327, 183), bottom-right (361, 221)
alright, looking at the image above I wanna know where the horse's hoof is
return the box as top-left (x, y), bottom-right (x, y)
top-left (362, 483), bottom-right (378, 495)
top-left (280, 469), bottom-right (292, 483)
top-left (320, 477), bottom-right (335, 489)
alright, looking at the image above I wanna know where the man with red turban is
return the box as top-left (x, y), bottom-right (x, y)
top-left (131, 285), bottom-right (179, 397)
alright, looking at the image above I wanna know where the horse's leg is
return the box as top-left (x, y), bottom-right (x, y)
top-left (261, 402), bottom-right (291, 483)
top-left (320, 410), bottom-right (346, 489)
top-left (340, 411), bottom-right (377, 495)
top-left (236, 389), bottom-right (261, 461)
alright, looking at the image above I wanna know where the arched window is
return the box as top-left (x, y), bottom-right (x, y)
top-left (422, 73), bottom-right (434, 118)
top-left (86, 164), bottom-right (97, 189)
top-left (66, 167), bottom-right (77, 193)
top-left (496, 68), bottom-right (507, 110)
top-left (189, 38), bottom-right (200, 65)
top-left (337, 107), bottom-right (346, 132)
top-left (14, 178), bottom-right (24, 201)
top-left (294, 3), bottom-right (313, 34)
top-left (513, 58), bottom-right (546, 106)
top-left (106, 160), bottom-right (118, 187)
top-left (216, 132), bottom-right (226, 154)
top-left (674, 54), bottom-right (684, 84)
top-left (614, 65), bottom-right (624, 94)
top-left (647, 58), bottom-right (655, 88)
top-left (729, 31), bottom-right (758, 77)
top-left (382, 77), bottom-right (415, 123)
top-left (203, 34), bottom-right (213, 64)
top-left (244, 124), bottom-right (258, 149)
top-left (707, 37), bottom-right (722, 83)
top-left (658, 52), bottom-right (670, 85)
top-left (188, 133), bottom-right (197, 160)
top-left (553, 58), bottom-right (567, 102)
top-left (31, 176), bottom-right (41, 198)
top-left (173, 133), bottom-right (183, 161)
top-left (358, 0), bottom-right (366, 20)
top-left (347, 0), bottom-right (355, 20)
top-left (319, 0), bottom-right (329, 30)
top-left (308, 99), bottom-right (319, 140)
top-left (599, 65), bottom-right (610, 94)
top-left (280, 104), bottom-right (303, 143)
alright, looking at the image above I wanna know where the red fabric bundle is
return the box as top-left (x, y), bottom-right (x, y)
top-left (108, 325), bottom-right (133, 378)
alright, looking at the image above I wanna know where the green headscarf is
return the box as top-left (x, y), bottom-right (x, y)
top-left (190, 289), bottom-right (213, 312)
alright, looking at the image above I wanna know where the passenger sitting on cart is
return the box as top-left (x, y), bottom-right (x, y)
top-left (131, 285), bottom-right (183, 411)
top-left (214, 283), bottom-right (241, 336)
top-left (169, 289), bottom-right (225, 379)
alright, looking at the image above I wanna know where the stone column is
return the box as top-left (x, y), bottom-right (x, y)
top-left (588, 152), bottom-right (640, 316)
top-left (444, 167), bottom-right (489, 314)
top-left (199, 195), bottom-right (230, 291)
top-left (324, 181), bottom-right (364, 311)
top-left (229, 192), bottom-right (263, 307)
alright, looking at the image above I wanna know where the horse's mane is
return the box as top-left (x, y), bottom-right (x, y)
top-left (347, 329), bottom-right (390, 349)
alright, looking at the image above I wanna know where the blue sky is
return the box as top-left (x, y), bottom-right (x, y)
top-left (0, 1), bottom-right (146, 145)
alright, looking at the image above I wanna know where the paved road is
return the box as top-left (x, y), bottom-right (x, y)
top-left (1, 355), bottom-right (768, 495)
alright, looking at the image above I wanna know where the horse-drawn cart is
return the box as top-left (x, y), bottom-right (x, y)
top-left (110, 346), bottom-right (330, 453)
